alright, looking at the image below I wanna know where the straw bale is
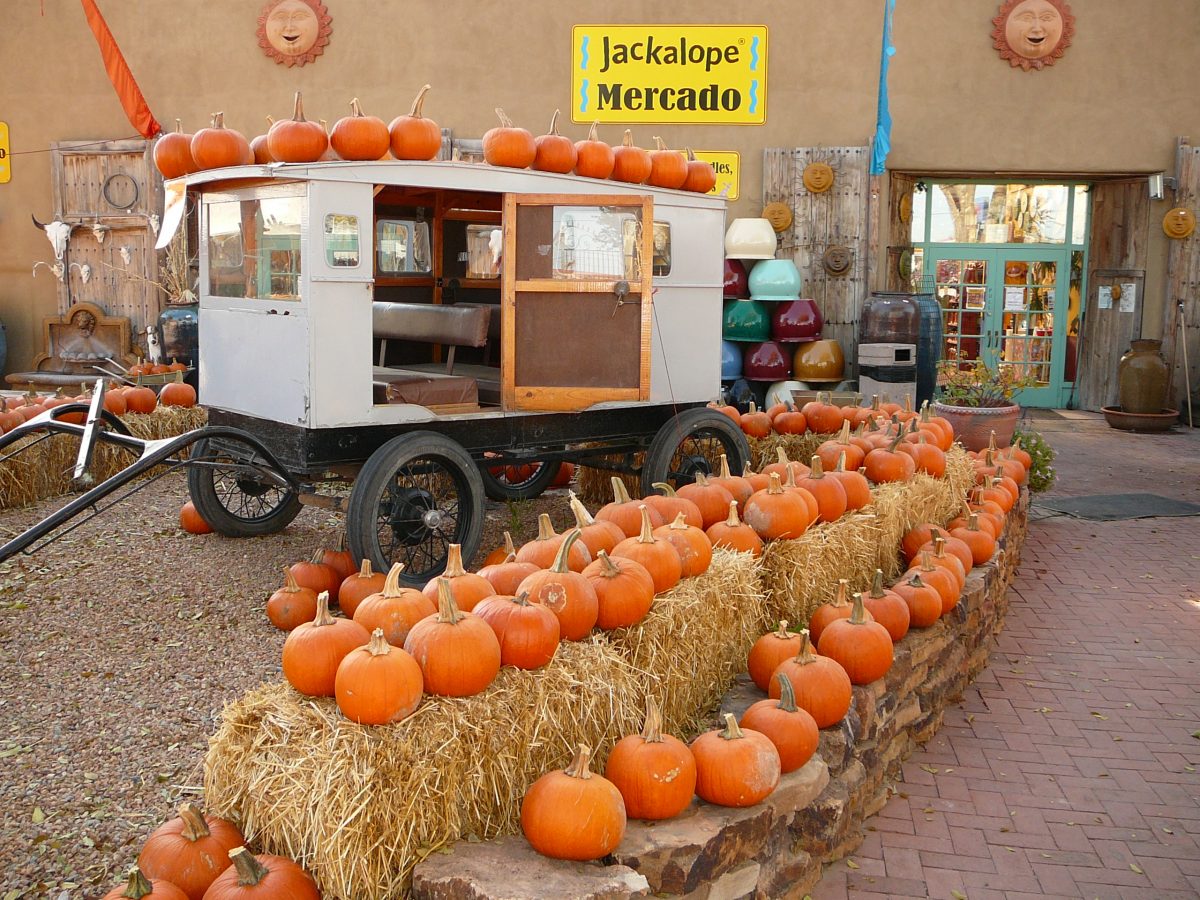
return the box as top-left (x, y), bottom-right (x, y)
top-left (204, 549), bottom-right (764, 900)
top-left (747, 432), bottom-right (827, 471)
top-left (760, 445), bottom-right (975, 626)
top-left (576, 455), bottom-right (641, 506)
top-left (0, 406), bottom-right (207, 511)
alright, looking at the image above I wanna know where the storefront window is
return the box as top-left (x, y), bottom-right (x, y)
top-left (927, 183), bottom-right (1069, 244)
top-left (1071, 185), bottom-right (1089, 245)
top-left (207, 195), bottom-right (302, 300)
top-left (324, 214), bottom-right (360, 268)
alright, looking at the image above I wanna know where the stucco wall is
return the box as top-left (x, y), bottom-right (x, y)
top-left (0, 0), bottom-right (1196, 372)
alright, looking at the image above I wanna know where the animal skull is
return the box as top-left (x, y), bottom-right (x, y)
top-left (31, 215), bottom-right (77, 261)
top-left (148, 214), bottom-right (160, 235)
top-left (33, 261), bottom-right (66, 281)
top-left (70, 262), bottom-right (93, 284)
top-left (119, 246), bottom-right (133, 266)
top-left (91, 223), bottom-right (110, 244)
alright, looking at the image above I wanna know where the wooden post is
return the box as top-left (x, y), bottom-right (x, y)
top-left (1160, 136), bottom-right (1200, 414)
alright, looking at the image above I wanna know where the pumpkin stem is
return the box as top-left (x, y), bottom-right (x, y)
top-left (312, 592), bottom-right (335, 627)
top-left (535, 512), bottom-right (558, 542)
top-left (211, 112), bottom-right (225, 129)
top-left (117, 867), bottom-right (155, 899)
top-left (622, 129), bottom-right (636, 147)
top-left (587, 120), bottom-right (601, 141)
top-left (564, 743), bottom-right (594, 779)
top-left (809, 455), bottom-right (825, 478)
top-left (406, 84), bottom-right (432, 118)
top-left (435, 577), bottom-right (464, 625)
top-left (933, 534), bottom-right (949, 560)
top-left (835, 451), bottom-right (849, 473)
top-left (968, 512), bottom-right (981, 533)
top-left (719, 454), bottom-right (734, 480)
top-left (550, 528), bottom-right (582, 574)
top-left (776, 446), bottom-right (792, 468)
top-left (513, 590), bottom-right (532, 607)
top-left (281, 566), bottom-right (302, 593)
top-left (838, 419), bottom-right (851, 443)
top-left (547, 109), bottom-right (562, 135)
top-left (774, 672), bottom-right (800, 713)
top-left (651, 481), bottom-right (678, 497)
top-left (265, 115), bottom-right (275, 126)
top-left (640, 696), bottom-right (665, 742)
top-left (718, 712), bottom-right (745, 740)
top-left (908, 573), bottom-right (927, 589)
top-left (367, 628), bottom-right (391, 656)
top-left (767, 472), bottom-right (785, 495)
top-left (611, 476), bottom-right (633, 505)
top-left (783, 465), bottom-right (800, 490)
top-left (742, 460), bottom-right (757, 478)
top-left (228, 847), bottom-right (270, 886)
top-left (350, 97), bottom-right (364, 117)
top-left (988, 430), bottom-right (998, 453)
top-left (173, 117), bottom-right (183, 134)
top-left (356, 558), bottom-right (374, 579)
top-left (722, 500), bottom-right (740, 527)
top-left (653, 136), bottom-right (669, 151)
top-left (685, 146), bottom-right (698, 161)
top-left (869, 568), bottom-right (885, 599)
top-left (848, 592), bottom-right (870, 625)
top-left (887, 431), bottom-right (905, 453)
top-left (793, 629), bottom-right (818, 664)
top-left (918, 549), bottom-right (936, 573)
top-left (595, 549), bottom-right (622, 578)
top-left (444, 543), bottom-right (468, 578)
top-left (291, 91), bottom-right (306, 122)
top-left (669, 511), bottom-right (690, 530)
top-left (177, 802), bottom-right (212, 842)
top-left (774, 619), bottom-right (790, 638)
top-left (494, 107), bottom-right (514, 128)
top-left (833, 578), bottom-right (850, 607)
top-left (503, 530), bottom-right (517, 556)
top-left (382, 562), bottom-right (407, 597)
top-left (635, 505), bottom-right (655, 544)
top-left (569, 490), bottom-right (598, 528)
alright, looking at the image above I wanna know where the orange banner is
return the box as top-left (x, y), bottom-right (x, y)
top-left (80, 0), bottom-right (161, 138)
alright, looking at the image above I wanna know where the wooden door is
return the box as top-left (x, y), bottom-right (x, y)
top-left (51, 140), bottom-right (164, 343)
top-left (1077, 179), bottom-right (1149, 410)
top-left (501, 193), bottom-right (653, 411)
top-left (1160, 138), bottom-right (1200, 414)
top-left (764, 146), bottom-right (871, 373)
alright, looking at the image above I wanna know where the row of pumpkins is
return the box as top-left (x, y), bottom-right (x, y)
top-left (728, 394), bottom-right (940, 440)
top-left (154, 88), bottom-right (717, 193)
top-left (102, 803), bottom-right (317, 899)
top-left (518, 433), bottom-right (1033, 862)
top-left (0, 378), bottom-right (196, 435)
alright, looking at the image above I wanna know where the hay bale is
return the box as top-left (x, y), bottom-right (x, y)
top-left (575, 457), bottom-right (641, 507)
top-left (204, 550), bottom-right (764, 900)
top-left (0, 406), bottom-right (207, 511)
top-left (747, 432), bottom-right (827, 471)
top-left (759, 446), bottom-right (975, 625)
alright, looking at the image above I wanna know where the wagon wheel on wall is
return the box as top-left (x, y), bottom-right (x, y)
top-left (640, 407), bottom-right (752, 496)
top-left (479, 458), bottom-right (563, 501)
top-left (187, 435), bottom-right (302, 537)
top-left (346, 431), bottom-right (485, 587)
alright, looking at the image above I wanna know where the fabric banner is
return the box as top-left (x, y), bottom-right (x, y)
top-left (79, 0), bottom-right (161, 138)
top-left (869, 0), bottom-right (897, 176)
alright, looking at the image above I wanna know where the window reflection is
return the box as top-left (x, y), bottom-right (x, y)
top-left (207, 196), bottom-right (302, 300)
top-left (927, 184), bottom-right (1069, 244)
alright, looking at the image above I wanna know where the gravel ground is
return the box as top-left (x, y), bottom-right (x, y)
top-left (0, 470), bottom-right (566, 898)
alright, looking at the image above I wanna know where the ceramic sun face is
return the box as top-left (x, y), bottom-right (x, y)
top-left (992, 0), bottom-right (1075, 71)
top-left (257, 0), bottom-right (332, 67)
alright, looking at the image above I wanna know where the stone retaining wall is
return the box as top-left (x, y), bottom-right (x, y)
top-left (414, 495), bottom-right (1029, 900)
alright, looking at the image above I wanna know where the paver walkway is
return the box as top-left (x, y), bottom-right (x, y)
top-left (814, 411), bottom-right (1200, 900)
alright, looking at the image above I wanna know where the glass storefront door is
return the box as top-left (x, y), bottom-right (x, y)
top-left (912, 181), bottom-right (1089, 408)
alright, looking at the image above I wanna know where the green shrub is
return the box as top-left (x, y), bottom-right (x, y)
top-left (1013, 427), bottom-right (1056, 493)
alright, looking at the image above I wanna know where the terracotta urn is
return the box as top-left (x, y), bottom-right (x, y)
top-left (1117, 339), bottom-right (1169, 414)
top-left (931, 401), bottom-right (1020, 452)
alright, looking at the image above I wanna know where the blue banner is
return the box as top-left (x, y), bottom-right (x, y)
top-left (870, 0), bottom-right (897, 176)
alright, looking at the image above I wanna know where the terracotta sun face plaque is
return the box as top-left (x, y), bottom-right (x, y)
top-left (1163, 207), bottom-right (1196, 240)
top-left (803, 162), bottom-right (835, 194)
top-left (257, 0), bottom-right (332, 67)
top-left (992, 0), bottom-right (1074, 71)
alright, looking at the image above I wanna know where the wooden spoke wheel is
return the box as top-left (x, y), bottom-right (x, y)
top-left (479, 459), bottom-right (563, 501)
top-left (186, 436), bottom-right (301, 537)
top-left (640, 407), bottom-right (752, 495)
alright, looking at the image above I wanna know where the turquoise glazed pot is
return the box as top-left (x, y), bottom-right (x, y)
top-left (748, 258), bottom-right (802, 300)
top-left (722, 298), bottom-right (771, 342)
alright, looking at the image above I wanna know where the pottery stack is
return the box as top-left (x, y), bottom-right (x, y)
top-left (720, 218), bottom-right (776, 387)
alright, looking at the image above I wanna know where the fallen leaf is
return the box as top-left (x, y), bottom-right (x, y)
top-left (1005, 846), bottom-right (1016, 852)
top-left (1091, 712), bottom-right (1108, 720)
top-left (31, 806), bottom-right (44, 824)
top-left (920, 764), bottom-right (940, 775)
top-left (846, 859), bottom-right (859, 870)
top-left (1038, 707), bottom-right (1053, 713)
top-left (951, 891), bottom-right (968, 900)
top-left (1163, 827), bottom-right (1174, 835)
top-left (1130, 863), bottom-right (1144, 875)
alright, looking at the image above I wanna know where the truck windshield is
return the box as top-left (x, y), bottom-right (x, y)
top-left (207, 195), bottom-right (303, 300)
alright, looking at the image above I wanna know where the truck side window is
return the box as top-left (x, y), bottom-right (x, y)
top-left (324, 214), bottom-right (360, 267)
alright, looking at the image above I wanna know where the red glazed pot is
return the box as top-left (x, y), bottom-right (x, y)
top-left (724, 258), bottom-right (749, 299)
top-left (771, 298), bottom-right (823, 342)
top-left (742, 341), bottom-right (793, 381)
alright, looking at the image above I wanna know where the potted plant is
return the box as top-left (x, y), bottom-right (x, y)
top-left (931, 360), bottom-right (1032, 451)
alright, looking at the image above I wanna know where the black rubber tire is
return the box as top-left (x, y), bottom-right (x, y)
top-left (187, 436), bottom-right (301, 537)
top-left (479, 459), bottom-right (563, 501)
top-left (640, 407), bottom-right (752, 495)
top-left (346, 431), bottom-right (485, 588)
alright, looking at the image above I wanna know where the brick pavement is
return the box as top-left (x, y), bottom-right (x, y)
top-left (813, 413), bottom-right (1200, 900)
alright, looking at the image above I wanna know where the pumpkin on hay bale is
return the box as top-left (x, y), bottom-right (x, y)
top-left (204, 550), bottom-right (765, 899)
top-left (747, 432), bottom-right (827, 472)
top-left (759, 446), bottom-right (975, 625)
top-left (0, 404), bottom-right (208, 511)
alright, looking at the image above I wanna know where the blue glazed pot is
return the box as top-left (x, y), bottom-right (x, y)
top-left (721, 340), bottom-right (742, 379)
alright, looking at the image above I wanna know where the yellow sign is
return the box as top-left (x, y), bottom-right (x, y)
top-left (0, 122), bottom-right (10, 184)
top-left (693, 151), bottom-right (740, 201)
top-left (572, 25), bottom-right (767, 125)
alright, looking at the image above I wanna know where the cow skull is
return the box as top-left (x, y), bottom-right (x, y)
top-left (91, 223), bottom-right (110, 244)
top-left (31, 214), bottom-right (77, 261)
top-left (119, 246), bottom-right (133, 266)
top-left (148, 214), bottom-right (160, 235)
top-left (33, 261), bottom-right (65, 282)
top-left (70, 262), bottom-right (93, 284)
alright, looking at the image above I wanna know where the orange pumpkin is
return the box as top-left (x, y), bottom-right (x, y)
top-left (582, 550), bottom-right (655, 630)
top-left (153, 119), bottom-right (196, 179)
top-left (522, 744), bottom-right (626, 860)
top-left (474, 591), bottom-right (560, 670)
top-left (816, 420), bottom-right (865, 471)
top-left (709, 454), bottom-right (755, 509)
top-left (596, 477), bottom-right (666, 537)
top-left (102, 867), bottom-right (189, 900)
top-left (793, 455), bottom-right (848, 524)
top-left (517, 512), bottom-right (593, 571)
top-left (605, 697), bottom-right (697, 820)
top-left (282, 592), bottom-right (371, 697)
top-left (420, 543), bottom-right (494, 612)
top-left (861, 568), bottom-right (910, 642)
top-left (289, 547), bottom-right (340, 597)
top-left (893, 573), bottom-right (942, 628)
top-left (249, 117), bottom-right (275, 164)
top-left (807, 579), bottom-right (857, 645)
top-left (739, 401), bottom-right (772, 438)
top-left (478, 535), bottom-right (541, 596)
top-left (136, 803), bottom-right (243, 900)
top-left (748, 620), bottom-right (802, 693)
top-left (517, 530), bottom-right (600, 640)
top-left (674, 471), bottom-right (736, 529)
top-left (829, 452), bottom-right (872, 511)
top-left (573, 121), bottom-right (615, 179)
top-left (705, 500), bottom-right (764, 557)
top-left (652, 512), bottom-right (713, 578)
top-left (190, 112), bottom-right (250, 171)
top-left (769, 630), bottom-right (852, 729)
top-left (404, 579), bottom-right (501, 696)
top-left (390, 84), bottom-right (443, 160)
top-left (319, 534), bottom-right (356, 595)
top-left (740, 674), bottom-right (820, 773)
top-left (863, 433), bottom-right (917, 484)
top-left (611, 129), bottom-right (652, 183)
top-left (267, 92), bottom-right (328, 163)
top-left (334, 628), bottom-right (424, 725)
top-left (124, 386), bottom-right (158, 414)
top-left (353, 562), bottom-right (436, 647)
top-left (761, 446), bottom-right (810, 483)
top-left (331, 97), bottom-right (391, 161)
top-left (641, 482), bottom-right (704, 530)
top-left (681, 147), bottom-right (717, 193)
top-left (179, 501), bottom-right (212, 535)
top-left (905, 550), bottom-right (960, 615)
top-left (611, 506), bottom-right (684, 595)
top-left (201, 848), bottom-right (319, 900)
top-left (742, 473), bottom-right (810, 540)
top-left (533, 109), bottom-right (578, 173)
top-left (266, 567), bottom-right (318, 632)
top-left (338, 558), bottom-right (386, 618)
top-left (647, 136), bottom-right (688, 189)
top-left (817, 592), bottom-right (894, 684)
top-left (950, 512), bottom-right (998, 566)
top-left (691, 713), bottom-right (781, 807)
top-left (483, 108), bottom-right (536, 168)
top-left (158, 375), bottom-right (196, 408)
top-left (568, 490), bottom-right (624, 557)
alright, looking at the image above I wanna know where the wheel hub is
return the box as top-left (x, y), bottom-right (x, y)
top-left (386, 487), bottom-right (441, 546)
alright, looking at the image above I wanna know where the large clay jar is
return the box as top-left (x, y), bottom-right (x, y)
top-left (1117, 339), bottom-right (1169, 414)
top-left (931, 401), bottom-right (1020, 451)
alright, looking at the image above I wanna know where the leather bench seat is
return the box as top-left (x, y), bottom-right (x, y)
top-left (372, 367), bottom-right (478, 407)
top-left (399, 362), bottom-right (501, 405)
